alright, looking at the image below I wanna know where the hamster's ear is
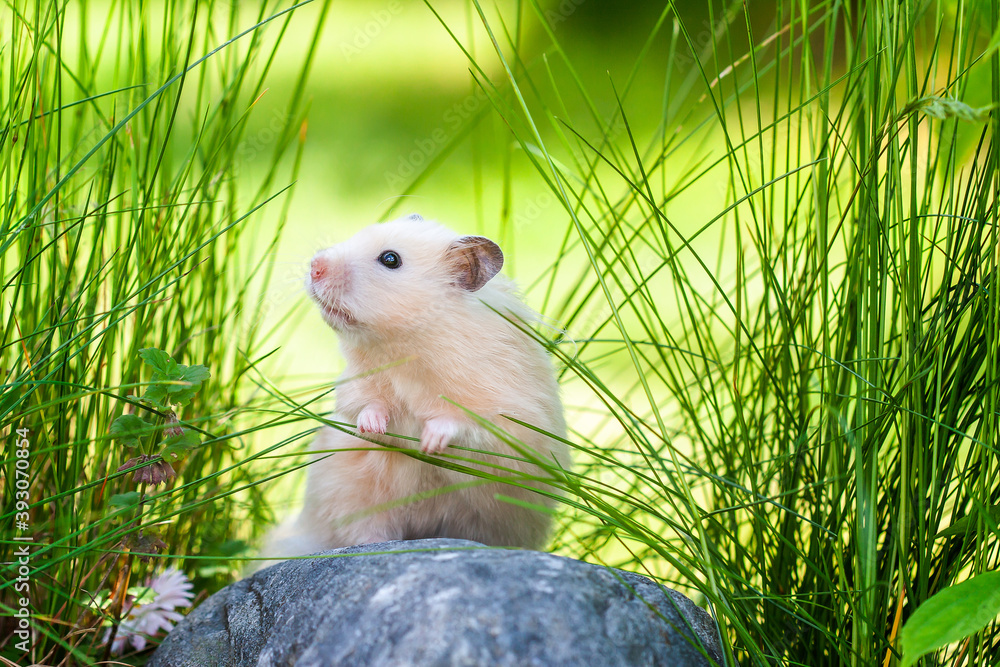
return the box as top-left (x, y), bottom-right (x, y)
top-left (446, 236), bottom-right (503, 292)
top-left (406, 213), bottom-right (423, 221)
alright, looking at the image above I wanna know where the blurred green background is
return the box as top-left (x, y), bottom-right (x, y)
top-left (4, 0), bottom-right (999, 663)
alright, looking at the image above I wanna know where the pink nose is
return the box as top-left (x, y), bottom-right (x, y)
top-left (310, 256), bottom-right (327, 282)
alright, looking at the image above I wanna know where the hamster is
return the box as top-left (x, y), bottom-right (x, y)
top-left (261, 214), bottom-right (568, 561)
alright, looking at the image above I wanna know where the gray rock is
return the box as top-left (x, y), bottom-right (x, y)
top-left (150, 539), bottom-right (722, 667)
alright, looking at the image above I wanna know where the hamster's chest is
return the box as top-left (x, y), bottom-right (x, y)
top-left (387, 373), bottom-right (439, 414)
top-left (339, 363), bottom-right (479, 417)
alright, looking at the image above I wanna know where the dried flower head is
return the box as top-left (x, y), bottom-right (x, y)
top-left (163, 411), bottom-right (184, 437)
top-left (128, 532), bottom-right (168, 563)
top-left (116, 455), bottom-right (176, 486)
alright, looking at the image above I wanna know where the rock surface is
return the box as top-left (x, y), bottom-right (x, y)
top-left (149, 539), bottom-right (722, 667)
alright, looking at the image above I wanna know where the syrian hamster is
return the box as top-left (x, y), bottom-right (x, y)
top-left (262, 214), bottom-right (568, 559)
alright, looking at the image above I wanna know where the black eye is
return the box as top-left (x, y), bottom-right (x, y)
top-left (378, 250), bottom-right (401, 269)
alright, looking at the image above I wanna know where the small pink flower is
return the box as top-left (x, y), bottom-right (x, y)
top-left (104, 567), bottom-right (194, 655)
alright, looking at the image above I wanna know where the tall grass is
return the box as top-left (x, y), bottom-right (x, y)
top-left (3, 1), bottom-right (998, 666)
top-left (1, 0), bottom-right (329, 663)
top-left (406, 1), bottom-right (1000, 665)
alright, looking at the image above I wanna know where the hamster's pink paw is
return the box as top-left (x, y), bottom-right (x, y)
top-left (420, 417), bottom-right (459, 454)
top-left (357, 404), bottom-right (389, 434)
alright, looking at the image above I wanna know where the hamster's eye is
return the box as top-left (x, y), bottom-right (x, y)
top-left (378, 250), bottom-right (401, 269)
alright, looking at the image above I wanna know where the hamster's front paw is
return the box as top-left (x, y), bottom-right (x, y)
top-left (420, 417), bottom-right (460, 455)
top-left (357, 403), bottom-right (389, 435)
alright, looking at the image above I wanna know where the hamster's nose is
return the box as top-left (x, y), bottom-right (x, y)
top-left (310, 256), bottom-right (328, 282)
top-left (309, 251), bottom-right (350, 291)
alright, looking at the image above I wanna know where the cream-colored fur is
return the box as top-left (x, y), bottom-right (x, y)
top-left (260, 216), bottom-right (567, 563)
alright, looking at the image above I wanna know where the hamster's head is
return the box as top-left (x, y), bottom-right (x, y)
top-left (306, 214), bottom-right (504, 340)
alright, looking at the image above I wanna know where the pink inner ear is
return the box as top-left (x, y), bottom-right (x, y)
top-left (448, 236), bottom-right (503, 292)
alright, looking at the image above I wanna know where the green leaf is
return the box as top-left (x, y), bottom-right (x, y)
top-left (900, 571), bottom-right (1000, 667)
top-left (935, 505), bottom-right (1000, 539)
top-left (141, 383), bottom-right (171, 408)
top-left (88, 590), bottom-right (111, 610)
top-left (139, 348), bottom-right (176, 375)
top-left (160, 430), bottom-right (202, 461)
top-left (197, 565), bottom-right (236, 578)
top-left (179, 364), bottom-right (211, 385)
top-left (108, 491), bottom-right (141, 510)
top-left (138, 348), bottom-right (211, 406)
top-left (109, 414), bottom-right (154, 448)
top-left (130, 584), bottom-right (160, 606)
top-left (215, 539), bottom-right (249, 557)
top-left (165, 364), bottom-right (211, 405)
